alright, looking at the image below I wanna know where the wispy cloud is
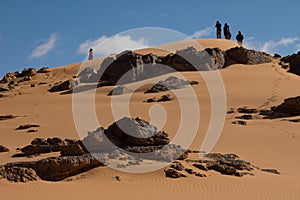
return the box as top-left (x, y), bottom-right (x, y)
top-left (191, 27), bottom-right (213, 39)
top-left (245, 36), bottom-right (299, 54)
top-left (30, 33), bottom-right (58, 58)
top-left (77, 35), bottom-right (149, 57)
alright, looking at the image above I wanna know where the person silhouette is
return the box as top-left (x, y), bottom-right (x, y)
top-left (215, 21), bottom-right (222, 39)
top-left (88, 48), bottom-right (94, 60)
top-left (236, 31), bottom-right (244, 47)
top-left (223, 23), bottom-right (231, 40)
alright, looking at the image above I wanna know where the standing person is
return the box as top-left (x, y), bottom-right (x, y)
top-left (223, 23), bottom-right (231, 40)
top-left (215, 21), bottom-right (222, 39)
top-left (88, 48), bottom-right (93, 60)
top-left (236, 31), bottom-right (244, 46)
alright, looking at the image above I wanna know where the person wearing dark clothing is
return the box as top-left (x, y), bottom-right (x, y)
top-left (223, 23), bottom-right (231, 40)
top-left (215, 21), bottom-right (222, 39)
top-left (236, 31), bottom-right (244, 46)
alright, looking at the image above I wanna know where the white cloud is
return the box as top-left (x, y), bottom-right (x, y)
top-left (191, 27), bottom-right (213, 39)
top-left (244, 36), bottom-right (300, 54)
top-left (30, 33), bottom-right (58, 58)
top-left (77, 35), bottom-right (149, 57)
top-left (261, 37), bottom-right (299, 53)
top-left (297, 44), bottom-right (300, 52)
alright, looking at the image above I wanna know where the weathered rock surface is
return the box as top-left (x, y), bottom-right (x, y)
top-left (20, 137), bottom-right (86, 156)
top-left (237, 107), bottom-right (258, 114)
top-left (48, 80), bottom-right (75, 92)
top-left (107, 85), bottom-right (128, 96)
top-left (145, 94), bottom-right (173, 103)
top-left (280, 51), bottom-right (300, 76)
top-left (206, 48), bottom-right (226, 69)
top-left (145, 76), bottom-right (198, 93)
top-left (0, 166), bottom-right (39, 182)
top-left (105, 117), bottom-right (170, 147)
top-left (271, 96), bottom-right (300, 117)
top-left (225, 47), bottom-right (272, 66)
top-left (37, 67), bottom-right (50, 73)
top-left (0, 145), bottom-right (9, 153)
top-left (164, 168), bottom-right (186, 178)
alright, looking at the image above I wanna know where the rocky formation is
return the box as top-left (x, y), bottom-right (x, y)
top-left (48, 79), bottom-right (76, 92)
top-left (0, 145), bottom-right (9, 153)
top-left (0, 115), bottom-right (16, 121)
top-left (237, 107), bottom-right (258, 114)
top-left (145, 94), bottom-right (173, 103)
top-left (0, 166), bottom-right (39, 182)
top-left (0, 68), bottom-right (37, 84)
top-left (225, 47), bottom-right (272, 66)
top-left (280, 51), bottom-right (300, 76)
top-left (270, 96), bottom-right (300, 117)
top-left (15, 124), bottom-right (40, 130)
top-left (20, 137), bottom-right (86, 156)
top-left (37, 67), bottom-right (50, 73)
top-left (145, 76), bottom-right (198, 93)
top-left (232, 120), bottom-right (247, 126)
top-left (105, 117), bottom-right (170, 147)
top-left (236, 114), bottom-right (253, 120)
top-left (205, 48), bottom-right (226, 69)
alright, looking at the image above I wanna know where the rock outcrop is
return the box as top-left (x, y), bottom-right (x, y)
top-left (225, 47), bottom-right (272, 66)
top-left (48, 79), bottom-right (76, 92)
top-left (270, 96), bottom-right (300, 117)
top-left (145, 76), bottom-right (198, 93)
top-left (280, 51), bottom-right (300, 76)
top-left (0, 166), bottom-right (39, 182)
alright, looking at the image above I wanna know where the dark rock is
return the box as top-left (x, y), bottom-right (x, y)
top-left (235, 171), bottom-right (255, 177)
top-left (271, 96), bottom-right (300, 117)
top-left (37, 67), bottom-right (50, 73)
top-left (38, 82), bottom-right (47, 85)
top-left (145, 98), bottom-right (156, 103)
top-left (261, 168), bottom-right (280, 175)
top-left (31, 83), bottom-right (36, 87)
top-left (0, 166), bottom-right (39, 182)
top-left (16, 124), bottom-right (40, 130)
top-left (145, 76), bottom-right (195, 93)
top-left (232, 120), bottom-right (247, 126)
top-left (280, 51), bottom-right (300, 76)
top-left (273, 53), bottom-right (281, 59)
top-left (18, 76), bottom-right (32, 83)
top-left (19, 68), bottom-right (37, 77)
top-left (236, 114), bottom-right (253, 120)
top-left (193, 163), bottom-right (208, 171)
top-left (185, 168), bottom-right (195, 174)
top-left (0, 87), bottom-right (10, 92)
top-left (195, 173), bottom-right (206, 177)
top-left (289, 119), bottom-right (300, 123)
top-left (105, 117), bottom-right (170, 147)
top-left (163, 46), bottom-right (212, 71)
top-left (48, 80), bottom-right (75, 92)
top-left (225, 47), bottom-right (272, 66)
top-left (0, 115), bottom-right (16, 121)
top-left (27, 129), bottom-right (38, 133)
top-left (227, 108), bottom-right (235, 114)
top-left (31, 138), bottom-right (48, 145)
top-left (170, 161), bottom-right (185, 171)
top-left (115, 175), bottom-right (121, 181)
top-left (237, 107), bottom-right (258, 114)
top-left (0, 145), bottom-right (9, 153)
top-left (157, 94), bottom-right (173, 102)
top-left (164, 168), bottom-right (186, 178)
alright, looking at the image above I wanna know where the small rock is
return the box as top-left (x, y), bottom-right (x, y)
top-left (261, 169), bottom-right (280, 175)
top-left (185, 168), bottom-right (195, 174)
top-left (195, 173), bottom-right (206, 177)
top-left (115, 176), bottom-right (121, 181)
top-left (0, 145), bottom-right (9, 153)
top-left (232, 120), bottom-right (247, 126)
top-left (237, 107), bottom-right (258, 114)
top-left (0, 115), bottom-right (16, 121)
top-left (170, 162), bottom-right (185, 171)
top-left (157, 94), bottom-right (173, 102)
top-left (236, 114), bottom-right (253, 120)
top-left (227, 108), bottom-right (235, 114)
top-left (164, 168), bottom-right (186, 178)
top-left (16, 124), bottom-right (40, 130)
top-left (37, 67), bottom-right (50, 73)
top-left (27, 129), bottom-right (38, 133)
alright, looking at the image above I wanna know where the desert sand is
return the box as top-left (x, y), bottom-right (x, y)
top-left (0, 39), bottom-right (299, 200)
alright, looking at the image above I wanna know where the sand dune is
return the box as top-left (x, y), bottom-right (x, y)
top-left (0, 39), bottom-right (299, 200)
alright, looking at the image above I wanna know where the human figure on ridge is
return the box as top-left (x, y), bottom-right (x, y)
top-left (215, 21), bottom-right (222, 39)
top-left (223, 23), bottom-right (231, 40)
top-left (88, 48), bottom-right (94, 60)
top-left (236, 31), bottom-right (244, 47)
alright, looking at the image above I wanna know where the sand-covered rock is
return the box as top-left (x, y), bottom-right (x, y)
top-left (0, 166), bottom-right (39, 182)
top-left (271, 96), bottom-right (300, 117)
top-left (280, 51), bottom-right (300, 76)
top-left (0, 145), bottom-right (9, 153)
top-left (48, 79), bottom-right (76, 92)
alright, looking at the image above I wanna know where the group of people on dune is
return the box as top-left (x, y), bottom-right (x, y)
top-left (215, 21), bottom-right (244, 46)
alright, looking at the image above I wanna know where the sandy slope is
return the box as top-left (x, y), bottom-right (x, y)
top-left (0, 39), bottom-right (299, 200)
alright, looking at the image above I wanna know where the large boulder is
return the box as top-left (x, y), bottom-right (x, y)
top-left (271, 96), bottom-right (300, 116)
top-left (205, 48), bottom-right (226, 69)
top-left (105, 117), bottom-right (170, 147)
top-left (163, 46), bottom-right (211, 71)
top-left (280, 51), bottom-right (300, 76)
top-left (48, 79), bottom-right (76, 92)
top-left (225, 47), bottom-right (272, 66)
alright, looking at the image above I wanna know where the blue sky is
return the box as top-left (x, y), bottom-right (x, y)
top-left (1, 0), bottom-right (300, 77)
